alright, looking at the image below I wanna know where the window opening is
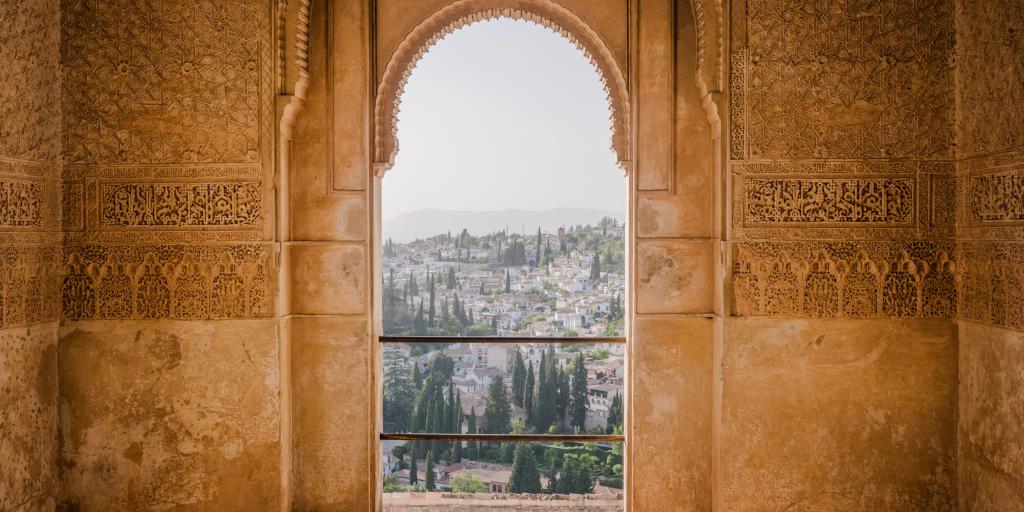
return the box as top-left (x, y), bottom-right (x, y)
top-left (379, 17), bottom-right (627, 510)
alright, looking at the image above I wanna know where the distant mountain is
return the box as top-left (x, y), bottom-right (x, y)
top-left (383, 208), bottom-right (625, 242)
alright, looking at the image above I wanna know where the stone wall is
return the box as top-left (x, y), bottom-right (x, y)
top-left (954, 0), bottom-right (1024, 510)
top-left (3, 0), bottom-right (1020, 509)
top-left (725, 0), bottom-right (960, 509)
top-left (0, 0), bottom-right (62, 510)
top-left (56, 0), bottom-right (281, 510)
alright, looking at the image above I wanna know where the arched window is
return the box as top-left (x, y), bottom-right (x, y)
top-left (378, 17), bottom-right (628, 508)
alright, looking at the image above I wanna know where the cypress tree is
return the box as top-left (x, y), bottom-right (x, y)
top-left (590, 253), bottom-right (601, 281)
top-left (511, 350), bottom-right (526, 407)
top-left (408, 271), bottom-right (419, 297)
top-left (447, 267), bottom-right (456, 289)
top-left (606, 392), bottom-right (623, 434)
top-left (409, 445), bottom-right (419, 486)
top-left (421, 396), bottom-right (434, 459)
top-left (534, 227), bottom-right (542, 266)
top-left (556, 365), bottom-right (571, 426)
top-left (534, 347), bottom-right (557, 432)
top-left (505, 269), bottom-right (511, 293)
top-left (569, 353), bottom-right (589, 431)
top-left (428, 274), bottom-right (436, 327)
top-left (507, 443), bottom-right (542, 493)
top-left (413, 301), bottom-right (426, 335)
top-left (524, 362), bottom-right (535, 429)
top-left (432, 394), bottom-right (446, 456)
top-left (452, 391), bottom-right (463, 462)
top-left (483, 375), bottom-right (511, 434)
top-left (425, 450), bottom-right (436, 491)
top-left (466, 408), bottom-right (478, 459)
top-left (479, 282), bottom-right (485, 295)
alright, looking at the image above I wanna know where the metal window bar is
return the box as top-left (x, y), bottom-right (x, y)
top-left (379, 335), bottom-right (626, 345)
top-left (380, 433), bottom-right (624, 443)
top-left (380, 335), bottom-right (626, 443)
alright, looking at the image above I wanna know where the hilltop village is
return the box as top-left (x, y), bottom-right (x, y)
top-left (381, 220), bottom-right (626, 498)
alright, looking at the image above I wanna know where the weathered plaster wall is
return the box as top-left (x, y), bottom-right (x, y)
top-left (0, 0), bottom-right (63, 509)
top-left (58, 320), bottom-right (280, 511)
top-left (726, 0), bottom-right (960, 509)
top-left (721, 318), bottom-right (958, 511)
top-left (958, 321), bottom-right (1024, 511)
top-left (0, 325), bottom-right (59, 512)
top-left (954, 1), bottom-right (1024, 510)
top-left (56, 0), bottom-right (280, 509)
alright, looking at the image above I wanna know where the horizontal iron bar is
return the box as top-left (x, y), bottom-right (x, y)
top-left (380, 433), bottom-right (624, 443)
top-left (379, 335), bottom-right (625, 345)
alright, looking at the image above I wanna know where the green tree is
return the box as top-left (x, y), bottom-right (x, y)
top-left (511, 349), bottom-right (527, 407)
top-left (507, 443), bottom-right (542, 493)
top-left (425, 450), bottom-right (436, 491)
top-left (505, 268), bottom-right (512, 293)
top-left (413, 301), bottom-right (426, 335)
top-left (483, 375), bottom-right (511, 434)
top-left (524, 362), bottom-right (535, 428)
top-left (534, 347), bottom-right (557, 431)
top-left (534, 227), bottom-right (542, 266)
top-left (408, 271), bottom-right (419, 297)
top-left (428, 274), bottom-right (436, 327)
top-left (569, 353), bottom-right (589, 431)
top-left (449, 472), bottom-right (487, 493)
top-left (556, 366), bottom-right (571, 426)
top-left (556, 453), bottom-right (597, 494)
top-left (589, 253), bottom-right (601, 281)
top-left (383, 349), bottom-right (415, 432)
top-left (446, 267), bottom-right (457, 289)
top-left (606, 392), bottom-right (623, 434)
top-left (466, 408), bottom-right (479, 459)
top-left (431, 394), bottom-right (446, 456)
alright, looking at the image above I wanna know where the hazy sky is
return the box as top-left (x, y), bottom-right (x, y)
top-left (382, 18), bottom-right (626, 221)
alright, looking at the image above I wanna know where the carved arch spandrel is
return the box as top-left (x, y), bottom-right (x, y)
top-left (372, 0), bottom-right (632, 175)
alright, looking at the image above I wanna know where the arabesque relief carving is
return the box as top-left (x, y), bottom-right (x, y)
top-left (0, 245), bottom-right (62, 328)
top-left (0, 0), bottom-right (61, 165)
top-left (970, 170), bottom-right (1024, 223)
top-left (100, 182), bottom-right (262, 227)
top-left (955, 0), bottom-right (1024, 159)
top-left (63, 244), bottom-right (274, 321)
top-left (740, 0), bottom-right (953, 160)
top-left (732, 242), bottom-right (956, 319)
top-left (958, 241), bottom-right (1024, 330)
top-left (732, 162), bottom-right (955, 240)
top-left (61, 0), bottom-right (271, 166)
top-left (0, 179), bottom-right (45, 227)
top-left (745, 178), bottom-right (914, 225)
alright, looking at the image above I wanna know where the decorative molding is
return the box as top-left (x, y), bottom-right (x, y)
top-left (731, 161), bottom-right (955, 240)
top-left (62, 244), bottom-right (274, 321)
top-left (98, 181), bottom-right (262, 228)
top-left (969, 169), bottom-right (1024, 224)
top-left (729, 49), bottom-right (745, 161)
top-left (373, 0), bottom-right (631, 172)
top-left (743, 178), bottom-right (915, 226)
top-left (0, 179), bottom-right (45, 227)
top-left (0, 245), bottom-right (62, 329)
top-left (731, 241), bottom-right (956, 319)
